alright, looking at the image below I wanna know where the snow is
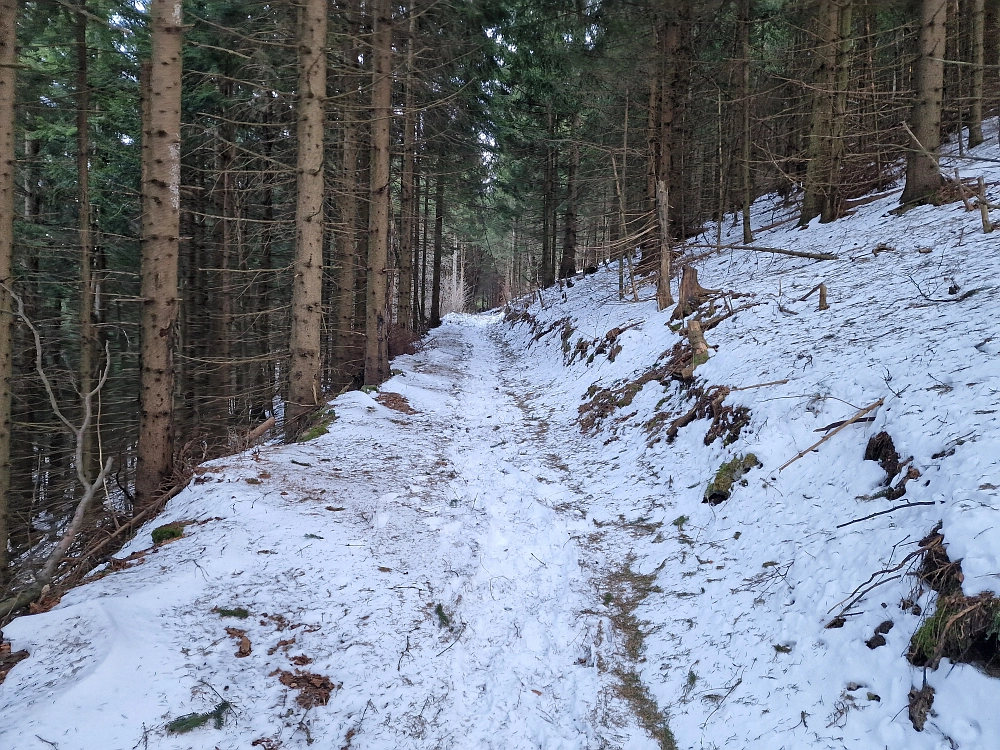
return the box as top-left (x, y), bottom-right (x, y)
top-left (3, 123), bottom-right (1000, 749)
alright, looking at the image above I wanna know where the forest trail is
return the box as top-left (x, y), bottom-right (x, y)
top-left (0, 314), bottom-right (653, 750)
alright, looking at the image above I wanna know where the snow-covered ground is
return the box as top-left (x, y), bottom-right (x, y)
top-left (3, 124), bottom-right (1000, 749)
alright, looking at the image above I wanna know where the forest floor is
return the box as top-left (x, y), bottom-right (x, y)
top-left (4, 123), bottom-right (1000, 749)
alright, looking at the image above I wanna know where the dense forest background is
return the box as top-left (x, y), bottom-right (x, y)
top-left (0, 0), bottom-right (996, 610)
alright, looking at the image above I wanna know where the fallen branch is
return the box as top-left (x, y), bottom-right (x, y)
top-left (435, 623), bottom-right (467, 657)
top-left (779, 398), bottom-right (885, 471)
top-left (836, 501), bottom-right (936, 529)
top-left (814, 415), bottom-right (876, 432)
top-left (685, 243), bottom-right (838, 261)
top-left (732, 378), bottom-right (789, 391)
top-left (905, 274), bottom-right (985, 303)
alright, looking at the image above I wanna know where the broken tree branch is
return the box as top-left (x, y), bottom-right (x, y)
top-left (779, 398), bottom-right (885, 471)
top-left (836, 501), bottom-right (936, 529)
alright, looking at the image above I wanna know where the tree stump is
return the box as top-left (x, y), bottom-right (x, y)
top-left (671, 266), bottom-right (718, 320)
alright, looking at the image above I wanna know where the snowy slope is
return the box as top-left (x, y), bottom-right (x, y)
top-left (2, 123), bottom-right (1000, 750)
top-left (495, 123), bottom-right (1000, 749)
top-left (0, 321), bottom-right (648, 749)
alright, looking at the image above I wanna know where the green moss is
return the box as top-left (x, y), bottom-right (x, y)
top-left (297, 408), bottom-right (336, 442)
top-left (360, 385), bottom-right (378, 394)
top-left (434, 603), bottom-right (451, 628)
top-left (297, 424), bottom-right (329, 442)
top-left (704, 454), bottom-right (760, 505)
top-left (166, 701), bottom-right (232, 733)
top-left (214, 607), bottom-right (249, 619)
top-left (152, 523), bottom-right (184, 545)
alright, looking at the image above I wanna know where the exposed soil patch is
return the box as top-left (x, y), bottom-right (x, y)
top-left (864, 431), bottom-right (900, 481)
top-left (0, 642), bottom-right (28, 684)
top-left (376, 392), bottom-right (418, 414)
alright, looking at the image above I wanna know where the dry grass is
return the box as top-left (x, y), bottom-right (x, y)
top-left (594, 556), bottom-right (676, 749)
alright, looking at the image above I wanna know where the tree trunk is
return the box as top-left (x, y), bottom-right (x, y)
top-left (540, 104), bottom-right (555, 288)
top-left (420, 169), bottom-right (429, 322)
top-left (411, 156), bottom-right (422, 329)
top-left (739, 0), bottom-right (754, 244)
top-left (135, 0), bottom-right (183, 511)
top-left (210, 78), bottom-right (234, 436)
top-left (364, 0), bottom-right (392, 386)
top-left (285, 0), bottom-right (327, 437)
top-left (901, 0), bottom-right (948, 205)
top-left (824, 0), bottom-right (853, 223)
top-left (397, 7), bottom-right (416, 335)
top-left (800, 0), bottom-right (852, 225)
top-left (0, 0), bottom-right (16, 579)
top-left (559, 114), bottom-right (579, 280)
top-left (334, 3), bottom-right (360, 391)
top-left (986, 0), bottom-right (999, 71)
top-left (76, 2), bottom-right (98, 487)
top-left (430, 168), bottom-right (444, 327)
top-left (655, 179), bottom-right (674, 309)
top-left (969, 0), bottom-right (986, 148)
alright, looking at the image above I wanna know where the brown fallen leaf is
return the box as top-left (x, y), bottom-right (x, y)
top-left (273, 669), bottom-right (339, 708)
top-left (267, 637), bottom-right (296, 656)
top-left (531, 689), bottom-right (542, 696)
top-left (290, 654), bottom-right (313, 666)
top-left (224, 627), bottom-right (252, 657)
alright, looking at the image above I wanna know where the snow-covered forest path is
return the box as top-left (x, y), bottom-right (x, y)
top-left (1, 314), bottom-right (654, 750)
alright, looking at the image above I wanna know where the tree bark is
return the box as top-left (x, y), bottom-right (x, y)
top-left (285, 0), bottom-right (327, 437)
top-left (0, 0), bottom-right (16, 579)
top-left (135, 0), bottom-right (183, 511)
top-left (901, 0), bottom-right (948, 205)
top-left (364, 0), bottom-right (392, 385)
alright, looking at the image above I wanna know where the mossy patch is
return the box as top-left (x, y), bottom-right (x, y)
top-left (704, 454), bottom-right (760, 505)
top-left (152, 522), bottom-right (185, 545)
top-left (297, 408), bottom-right (336, 442)
top-left (214, 607), bottom-right (250, 619)
top-left (166, 701), bottom-right (232, 733)
top-left (434, 603), bottom-right (451, 628)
